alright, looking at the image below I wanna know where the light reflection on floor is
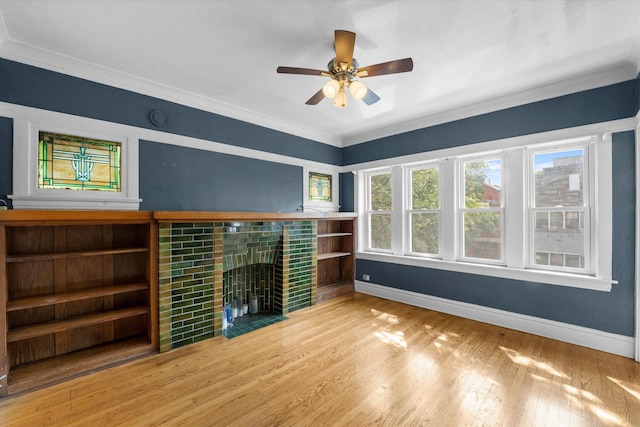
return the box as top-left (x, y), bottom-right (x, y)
top-left (365, 305), bottom-right (638, 426)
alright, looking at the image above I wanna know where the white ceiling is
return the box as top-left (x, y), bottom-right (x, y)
top-left (1, 0), bottom-right (640, 147)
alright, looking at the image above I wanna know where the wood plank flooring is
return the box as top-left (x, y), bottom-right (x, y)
top-left (1, 292), bottom-right (639, 426)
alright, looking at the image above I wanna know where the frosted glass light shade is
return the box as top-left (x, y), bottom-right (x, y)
top-left (349, 81), bottom-right (368, 100)
top-left (333, 88), bottom-right (347, 107)
top-left (322, 80), bottom-right (340, 98)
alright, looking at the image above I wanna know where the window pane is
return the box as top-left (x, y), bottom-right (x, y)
top-left (370, 173), bottom-right (392, 210)
top-left (534, 149), bottom-right (584, 207)
top-left (550, 211), bottom-right (563, 230)
top-left (370, 213), bottom-right (391, 250)
top-left (565, 254), bottom-right (581, 268)
top-left (533, 210), bottom-right (585, 268)
top-left (565, 211), bottom-right (581, 230)
top-left (411, 212), bottom-right (438, 254)
top-left (463, 212), bottom-right (502, 260)
top-left (535, 211), bottom-right (548, 230)
top-left (38, 131), bottom-right (121, 192)
top-left (464, 159), bottom-right (501, 208)
top-left (535, 251), bottom-right (550, 265)
top-left (412, 168), bottom-right (439, 209)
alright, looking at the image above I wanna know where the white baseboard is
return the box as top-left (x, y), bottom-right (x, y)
top-left (355, 281), bottom-right (635, 359)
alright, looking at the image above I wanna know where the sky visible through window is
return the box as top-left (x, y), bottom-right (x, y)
top-left (482, 149), bottom-right (583, 188)
top-left (534, 149), bottom-right (583, 172)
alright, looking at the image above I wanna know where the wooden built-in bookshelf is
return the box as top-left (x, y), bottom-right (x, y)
top-left (0, 211), bottom-right (158, 397)
top-left (316, 216), bottom-right (356, 302)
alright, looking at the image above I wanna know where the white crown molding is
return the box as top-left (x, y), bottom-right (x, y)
top-left (342, 64), bottom-right (638, 147)
top-left (0, 38), bottom-right (636, 151)
top-left (355, 281), bottom-right (635, 359)
top-left (0, 8), bottom-right (9, 47)
top-left (0, 39), bottom-right (342, 148)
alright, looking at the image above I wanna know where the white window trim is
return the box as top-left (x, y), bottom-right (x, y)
top-left (457, 155), bottom-right (505, 265)
top-left (356, 131), bottom-right (615, 292)
top-left (362, 168), bottom-right (393, 253)
top-left (9, 113), bottom-right (140, 210)
top-left (404, 162), bottom-right (441, 258)
top-left (525, 139), bottom-right (594, 275)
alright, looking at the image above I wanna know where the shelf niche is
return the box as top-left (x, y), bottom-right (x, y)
top-left (316, 217), bottom-right (355, 302)
top-left (0, 213), bottom-right (158, 397)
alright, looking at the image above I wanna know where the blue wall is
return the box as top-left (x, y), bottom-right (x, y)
top-left (0, 58), bottom-right (341, 211)
top-left (139, 140), bottom-right (302, 211)
top-left (350, 85), bottom-right (637, 336)
top-left (343, 80), bottom-right (637, 165)
top-left (0, 117), bottom-right (12, 207)
top-left (0, 58), bottom-right (636, 336)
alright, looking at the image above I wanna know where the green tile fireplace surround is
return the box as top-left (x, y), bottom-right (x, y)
top-left (155, 212), bottom-right (355, 353)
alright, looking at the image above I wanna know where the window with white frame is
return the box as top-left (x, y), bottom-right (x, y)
top-left (406, 165), bottom-right (440, 256)
top-left (460, 157), bottom-right (504, 263)
top-left (10, 112), bottom-right (140, 210)
top-left (357, 133), bottom-right (613, 291)
top-left (528, 144), bottom-right (590, 273)
top-left (364, 169), bottom-right (392, 251)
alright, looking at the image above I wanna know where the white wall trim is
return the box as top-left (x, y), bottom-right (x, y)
top-left (0, 101), bottom-right (342, 175)
top-left (342, 64), bottom-right (637, 147)
top-left (0, 36), bottom-right (635, 149)
top-left (356, 281), bottom-right (635, 359)
top-left (342, 118), bottom-right (637, 172)
top-left (635, 113), bottom-right (640, 362)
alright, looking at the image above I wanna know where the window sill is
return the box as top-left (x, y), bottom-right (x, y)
top-left (9, 195), bottom-right (141, 210)
top-left (356, 252), bottom-right (615, 292)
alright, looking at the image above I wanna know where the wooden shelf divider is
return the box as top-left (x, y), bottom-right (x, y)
top-left (317, 252), bottom-right (352, 260)
top-left (7, 283), bottom-right (148, 311)
top-left (317, 232), bottom-right (352, 238)
top-left (7, 306), bottom-right (150, 342)
top-left (6, 247), bottom-right (148, 263)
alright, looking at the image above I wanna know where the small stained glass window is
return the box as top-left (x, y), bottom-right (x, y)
top-left (308, 172), bottom-right (332, 202)
top-left (38, 131), bottom-right (121, 192)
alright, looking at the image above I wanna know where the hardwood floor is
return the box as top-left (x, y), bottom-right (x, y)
top-left (1, 292), bottom-right (639, 426)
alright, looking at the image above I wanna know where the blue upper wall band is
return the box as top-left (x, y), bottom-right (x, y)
top-left (0, 58), bottom-right (342, 166)
top-left (343, 80), bottom-right (637, 165)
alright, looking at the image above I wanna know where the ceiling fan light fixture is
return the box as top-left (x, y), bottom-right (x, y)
top-left (322, 79), bottom-right (340, 98)
top-left (333, 87), bottom-right (347, 108)
top-left (349, 80), bottom-right (368, 100)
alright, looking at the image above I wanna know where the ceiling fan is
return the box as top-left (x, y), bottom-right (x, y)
top-left (277, 30), bottom-right (413, 108)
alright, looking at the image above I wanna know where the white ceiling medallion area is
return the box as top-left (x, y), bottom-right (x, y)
top-left (0, 1), bottom-right (639, 148)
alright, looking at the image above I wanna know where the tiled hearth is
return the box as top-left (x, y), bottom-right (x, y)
top-left (158, 221), bottom-right (316, 352)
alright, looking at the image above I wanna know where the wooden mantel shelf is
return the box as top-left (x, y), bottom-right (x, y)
top-left (0, 210), bottom-right (152, 225)
top-left (0, 210), bottom-right (357, 224)
top-left (0, 209), bottom-right (357, 223)
top-left (152, 211), bottom-right (357, 222)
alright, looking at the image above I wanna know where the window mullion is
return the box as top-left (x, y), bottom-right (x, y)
top-left (391, 165), bottom-right (404, 255)
top-left (505, 148), bottom-right (525, 268)
top-left (440, 158), bottom-right (456, 261)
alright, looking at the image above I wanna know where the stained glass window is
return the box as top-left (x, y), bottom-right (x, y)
top-left (38, 131), bottom-right (121, 192)
top-left (308, 172), bottom-right (332, 202)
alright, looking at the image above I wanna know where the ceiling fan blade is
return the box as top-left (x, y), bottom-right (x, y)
top-left (358, 57), bottom-right (413, 77)
top-left (334, 30), bottom-right (356, 69)
top-left (361, 88), bottom-right (380, 105)
top-left (277, 66), bottom-right (328, 76)
top-left (305, 88), bottom-right (326, 105)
